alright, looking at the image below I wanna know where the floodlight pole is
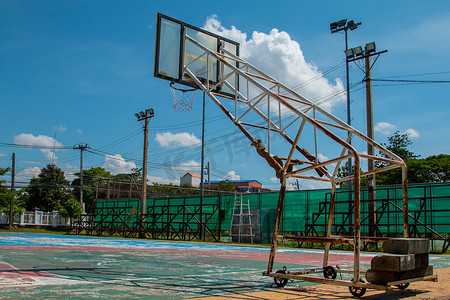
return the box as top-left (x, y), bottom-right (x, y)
top-left (344, 29), bottom-right (353, 208)
top-left (331, 19), bottom-right (361, 232)
top-left (199, 92), bottom-right (206, 241)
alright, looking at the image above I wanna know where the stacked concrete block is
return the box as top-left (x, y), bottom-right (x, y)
top-left (366, 238), bottom-right (433, 285)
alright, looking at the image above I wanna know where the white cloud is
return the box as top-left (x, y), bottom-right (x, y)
top-left (0, 153), bottom-right (5, 157)
top-left (64, 171), bottom-right (76, 183)
top-left (102, 154), bottom-right (136, 175)
top-left (17, 167), bottom-right (41, 184)
top-left (375, 122), bottom-right (396, 135)
top-left (405, 128), bottom-right (420, 138)
top-left (155, 132), bottom-right (201, 148)
top-left (203, 16), bottom-right (345, 111)
top-left (53, 125), bottom-right (67, 132)
top-left (148, 176), bottom-right (179, 185)
top-left (174, 160), bottom-right (201, 173)
top-left (63, 164), bottom-right (78, 182)
top-left (302, 179), bottom-right (331, 190)
top-left (14, 133), bottom-right (63, 162)
top-left (220, 170), bottom-right (241, 181)
top-left (76, 129), bottom-right (83, 134)
top-left (317, 153), bottom-right (328, 162)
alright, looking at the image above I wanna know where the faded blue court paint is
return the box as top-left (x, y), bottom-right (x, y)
top-left (0, 233), bottom-right (372, 256)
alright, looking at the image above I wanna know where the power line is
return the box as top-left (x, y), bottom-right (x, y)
top-left (379, 71), bottom-right (450, 79)
top-left (0, 143), bottom-right (72, 150)
top-left (371, 78), bottom-right (450, 84)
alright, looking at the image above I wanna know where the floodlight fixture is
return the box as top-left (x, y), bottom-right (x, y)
top-left (139, 111), bottom-right (145, 118)
top-left (365, 42), bottom-right (376, 54)
top-left (330, 19), bottom-right (347, 31)
top-left (354, 46), bottom-right (364, 56)
top-left (148, 108), bottom-right (155, 117)
top-left (337, 19), bottom-right (347, 28)
top-left (134, 113), bottom-right (140, 119)
top-left (330, 19), bottom-right (351, 33)
top-left (330, 22), bottom-right (338, 31)
top-left (347, 20), bottom-right (361, 31)
top-left (345, 49), bottom-right (355, 59)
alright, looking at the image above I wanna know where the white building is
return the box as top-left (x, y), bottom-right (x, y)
top-left (180, 172), bottom-right (202, 187)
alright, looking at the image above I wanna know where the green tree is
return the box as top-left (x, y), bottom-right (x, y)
top-left (407, 154), bottom-right (450, 183)
top-left (336, 162), bottom-right (367, 188)
top-left (376, 132), bottom-right (450, 185)
top-left (216, 180), bottom-right (236, 192)
top-left (26, 164), bottom-right (72, 211)
top-left (59, 195), bottom-right (83, 226)
top-left (0, 167), bottom-right (11, 210)
top-left (376, 131), bottom-right (418, 185)
top-left (379, 131), bottom-right (419, 162)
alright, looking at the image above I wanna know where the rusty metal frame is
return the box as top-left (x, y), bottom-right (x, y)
top-left (178, 31), bottom-right (411, 290)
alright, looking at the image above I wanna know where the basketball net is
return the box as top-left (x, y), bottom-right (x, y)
top-left (170, 82), bottom-right (197, 112)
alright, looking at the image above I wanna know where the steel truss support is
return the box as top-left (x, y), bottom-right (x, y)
top-left (180, 33), bottom-right (409, 284)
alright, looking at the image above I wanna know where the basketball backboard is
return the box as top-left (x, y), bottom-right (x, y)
top-left (154, 13), bottom-right (240, 96)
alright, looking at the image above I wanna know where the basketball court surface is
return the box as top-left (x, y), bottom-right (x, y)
top-left (0, 232), bottom-right (448, 299)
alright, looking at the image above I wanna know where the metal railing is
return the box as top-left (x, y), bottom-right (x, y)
top-left (0, 210), bottom-right (69, 227)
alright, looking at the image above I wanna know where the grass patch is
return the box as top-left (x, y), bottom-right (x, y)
top-left (0, 227), bottom-right (67, 235)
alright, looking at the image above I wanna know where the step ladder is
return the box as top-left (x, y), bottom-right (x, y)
top-left (230, 194), bottom-right (254, 243)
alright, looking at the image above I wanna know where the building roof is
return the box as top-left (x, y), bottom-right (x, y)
top-left (182, 172), bottom-right (202, 179)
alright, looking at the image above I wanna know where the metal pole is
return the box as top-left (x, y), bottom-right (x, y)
top-left (80, 147), bottom-right (84, 209)
top-left (73, 144), bottom-right (89, 210)
top-left (200, 92), bottom-right (206, 240)
top-left (141, 109), bottom-right (150, 236)
top-left (365, 55), bottom-right (376, 236)
top-left (207, 161), bottom-right (210, 192)
top-left (9, 153), bottom-right (15, 229)
top-left (345, 29), bottom-right (353, 233)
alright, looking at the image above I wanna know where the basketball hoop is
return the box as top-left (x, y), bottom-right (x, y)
top-left (170, 82), bottom-right (197, 112)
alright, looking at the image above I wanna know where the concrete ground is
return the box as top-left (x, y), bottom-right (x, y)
top-left (0, 232), bottom-right (448, 299)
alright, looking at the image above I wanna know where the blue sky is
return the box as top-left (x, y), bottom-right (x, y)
top-left (1, 0), bottom-right (449, 191)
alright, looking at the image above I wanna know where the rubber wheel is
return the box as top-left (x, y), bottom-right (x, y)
top-left (274, 270), bottom-right (288, 288)
top-left (323, 266), bottom-right (337, 279)
top-left (396, 282), bottom-right (410, 289)
top-left (349, 278), bottom-right (366, 297)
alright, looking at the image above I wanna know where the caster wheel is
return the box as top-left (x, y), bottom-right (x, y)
top-left (396, 282), bottom-right (410, 289)
top-left (274, 269), bottom-right (288, 287)
top-left (349, 278), bottom-right (366, 297)
top-left (323, 266), bottom-right (337, 279)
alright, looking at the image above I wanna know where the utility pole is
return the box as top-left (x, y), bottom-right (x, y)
top-left (135, 108), bottom-right (155, 237)
top-left (73, 144), bottom-right (90, 211)
top-left (365, 54), bottom-right (376, 236)
top-left (346, 42), bottom-right (387, 237)
top-left (9, 153), bottom-right (15, 229)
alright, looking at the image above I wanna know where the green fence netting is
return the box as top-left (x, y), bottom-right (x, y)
top-left (94, 182), bottom-right (450, 240)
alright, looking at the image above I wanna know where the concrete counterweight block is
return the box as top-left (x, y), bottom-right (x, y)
top-left (414, 253), bottom-right (429, 269)
top-left (366, 238), bottom-right (433, 285)
top-left (371, 254), bottom-right (415, 272)
top-left (382, 238), bottom-right (430, 254)
top-left (366, 266), bottom-right (433, 285)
